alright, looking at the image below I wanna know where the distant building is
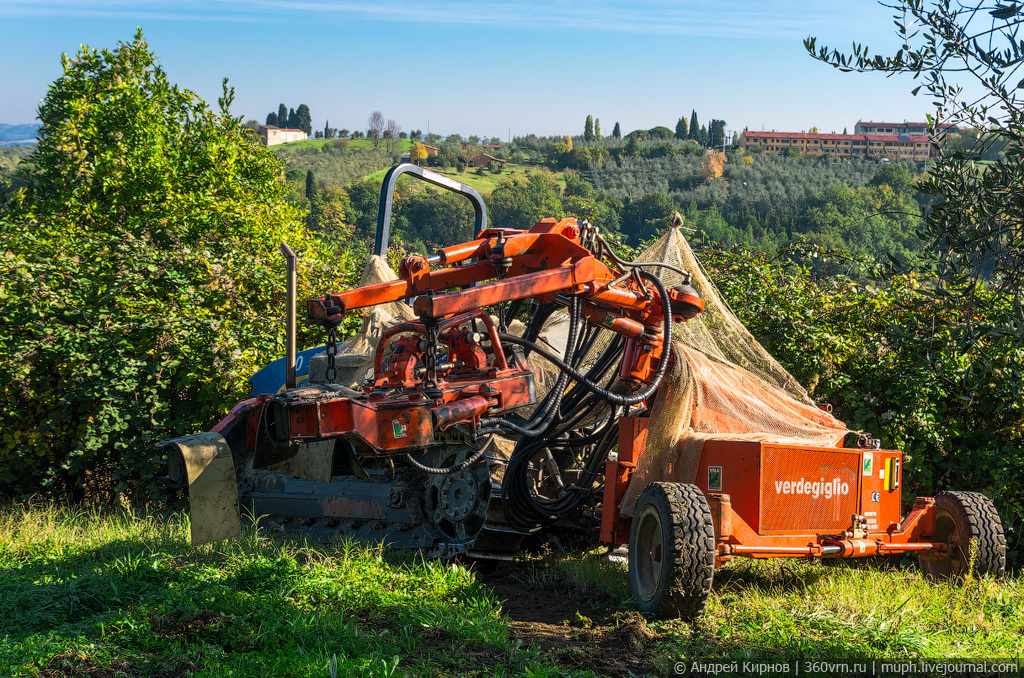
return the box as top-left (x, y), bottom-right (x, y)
top-left (258, 125), bottom-right (307, 146)
top-left (854, 120), bottom-right (959, 135)
top-left (482, 144), bottom-right (501, 150)
top-left (741, 130), bottom-right (931, 161)
top-left (473, 153), bottom-right (506, 167)
top-left (401, 144), bottom-right (440, 164)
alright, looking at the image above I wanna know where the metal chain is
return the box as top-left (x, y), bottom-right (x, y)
top-left (325, 325), bottom-right (338, 383)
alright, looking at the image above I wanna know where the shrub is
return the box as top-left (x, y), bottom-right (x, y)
top-left (0, 31), bottom-right (357, 502)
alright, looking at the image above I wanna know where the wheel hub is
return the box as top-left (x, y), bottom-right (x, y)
top-left (437, 470), bottom-right (479, 522)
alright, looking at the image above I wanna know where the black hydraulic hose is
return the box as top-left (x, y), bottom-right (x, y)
top-left (479, 296), bottom-right (582, 437)
top-left (498, 270), bottom-right (673, 408)
top-left (404, 445), bottom-right (489, 475)
top-left (597, 234), bottom-right (687, 277)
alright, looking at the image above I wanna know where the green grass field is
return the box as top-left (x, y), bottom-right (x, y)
top-left (363, 165), bottom-right (568, 197)
top-left (272, 138), bottom-right (414, 154)
top-left (2, 505), bottom-right (1021, 677)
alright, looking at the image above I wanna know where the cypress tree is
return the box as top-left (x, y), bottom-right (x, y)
top-left (296, 104), bottom-right (312, 135)
top-left (266, 112), bottom-right (278, 126)
top-left (689, 111), bottom-right (699, 141)
top-left (584, 115), bottom-right (594, 142)
top-left (594, 118), bottom-right (601, 139)
top-left (612, 122), bottom-right (621, 139)
top-left (287, 107), bottom-right (298, 130)
top-left (675, 116), bottom-right (688, 139)
top-left (278, 103), bottom-right (288, 127)
top-left (305, 169), bottom-right (315, 199)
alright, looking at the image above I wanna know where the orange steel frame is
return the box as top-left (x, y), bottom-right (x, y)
top-left (602, 417), bottom-right (947, 562)
top-left (287, 218), bottom-right (704, 455)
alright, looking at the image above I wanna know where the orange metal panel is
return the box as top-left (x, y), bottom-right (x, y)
top-left (858, 450), bottom-right (903, 532)
top-left (599, 417), bottom-right (647, 545)
top-left (694, 440), bottom-right (762, 533)
top-left (758, 444), bottom-right (859, 533)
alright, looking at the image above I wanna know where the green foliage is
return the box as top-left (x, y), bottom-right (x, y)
top-left (394, 189), bottom-right (476, 251)
top-left (487, 170), bottom-right (565, 230)
top-left (612, 122), bottom-right (621, 139)
top-left (295, 103), bottom-right (312, 135)
top-left (271, 140), bottom-right (400, 204)
top-left (675, 116), bottom-right (688, 139)
top-left (307, 186), bottom-right (353, 237)
top-left (806, 0), bottom-right (1024, 311)
top-left (0, 32), bottom-right (348, 501)
top-left (583, 115), bottom-right (594, 142)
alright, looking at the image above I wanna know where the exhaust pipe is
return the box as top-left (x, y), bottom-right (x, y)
top-left (281, 242), bottom-right (297, 389)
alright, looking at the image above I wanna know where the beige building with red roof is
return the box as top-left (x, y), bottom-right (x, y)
top-left (741, 130), bottom-right (931, 161)
top-left (258, 125), bottom-right (307, 146)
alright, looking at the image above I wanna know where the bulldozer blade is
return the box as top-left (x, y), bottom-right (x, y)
top-left (162, 432), bottom-right (240, 546)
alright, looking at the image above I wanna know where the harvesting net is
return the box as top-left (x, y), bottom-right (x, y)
top-left (618, 226), bottom-right (850, 514)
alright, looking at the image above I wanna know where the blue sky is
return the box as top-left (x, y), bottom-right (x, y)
top-left (0, 1), bottom-right (935, 139)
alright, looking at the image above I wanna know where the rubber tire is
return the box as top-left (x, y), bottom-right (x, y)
top-left (627, 482), bottom-right (715, 620)
top-left (919, 491), bottom-right (1006, 581)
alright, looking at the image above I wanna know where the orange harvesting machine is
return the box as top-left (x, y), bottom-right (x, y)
top-left (161, 164), bottom-right (1005, 619)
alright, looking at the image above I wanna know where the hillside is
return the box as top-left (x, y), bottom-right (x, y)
top-left (0, 122), bottom-right (40, 144)
top-left (270, 138), bottom-right (412, 192)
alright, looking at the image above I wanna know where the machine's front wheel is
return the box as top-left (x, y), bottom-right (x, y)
top-left (919, 491), bottom-right (1006, 581)
top-left (628, 482), bottom-right (715, 619)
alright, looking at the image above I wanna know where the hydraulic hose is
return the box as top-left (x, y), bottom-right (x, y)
top-left (498, 269), bottom-right (673, 408)
top-left (597, 233), bottom-right (687, 277)
top-left (404, 444), bottom-right (488, 475)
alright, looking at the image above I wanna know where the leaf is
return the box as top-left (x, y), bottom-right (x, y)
top-left (989, 3), bottom-right (1022, 18)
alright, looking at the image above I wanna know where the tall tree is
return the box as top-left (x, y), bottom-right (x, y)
top-left (384, 119), bottom-right (402, 154)
top-left (594, 118), bottom-right (601, 139)
top-left (612, 122), bottom-right (621, 139)
top-left (277, 103), bottom-right (288, 127)
top-left (265, 111), bottom-right (278, 126)
top-left (675, 116), bottom-right (689, 139)
top-left (584, 115), bottom-right (594, 142)
top-left (305, 169), bottom-right (315, 199)
top-left (367, 111), bottom-right (385, 149)
top-left (295, 104), bottom-right (311, 135)
top-left (708, 119), bottom-right (726, 148)
top-left (689, 110), bottom-right (699, 142)
top-left (287, 107), bottom-right (298, 130)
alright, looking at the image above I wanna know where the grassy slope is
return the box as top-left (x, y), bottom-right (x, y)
top-left (2, 507), bottom-right (1022, 677)
top-left (363, 164), bottom-right (568, 197)
top-left (269, 138), bottom-right (564, 197)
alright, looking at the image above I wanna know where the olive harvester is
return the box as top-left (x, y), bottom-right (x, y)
top-left (160, 163), bottom-right (1005, 619)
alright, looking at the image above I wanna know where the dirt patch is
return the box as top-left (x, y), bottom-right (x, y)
top-left (482, 563), bottom-right (660, 676)
top-left (40, 652), bottom-right (198, 678)
top-left (149, 610), bottom-right (232, 638)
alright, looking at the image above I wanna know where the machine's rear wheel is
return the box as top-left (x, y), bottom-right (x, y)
top-left (919, 491), bottom-right (1006, 581)
top-left (628, 482), bottom-right (715, 619)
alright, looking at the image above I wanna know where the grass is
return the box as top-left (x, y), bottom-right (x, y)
top-left (2, 505), bottom-right (1022, 677)
top-left (363, 164), bottom-right (569, 197)
top-left (0, 504), bottom-right (579, 677)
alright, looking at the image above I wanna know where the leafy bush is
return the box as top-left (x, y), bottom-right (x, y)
top-left (0, 32), bottom-right (357, 501)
